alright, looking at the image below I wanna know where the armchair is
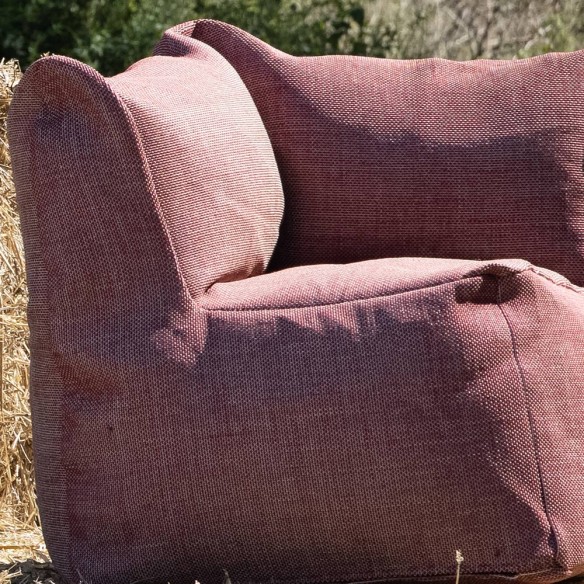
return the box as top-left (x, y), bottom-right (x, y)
top-left (7, 20), bottom-right (584, 584)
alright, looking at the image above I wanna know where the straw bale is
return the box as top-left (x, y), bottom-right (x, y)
top-left (0, 59), bottom-right (46, 569)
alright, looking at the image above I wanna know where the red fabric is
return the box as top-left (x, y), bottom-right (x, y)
top-left (158, 20), bottom-right (584, 284)
top-left (109, 53), bottom-right (284, 297)
top-left (7, 22), bottom-right (584, 584)
top-left (7, 47), bottom-right (283, 581)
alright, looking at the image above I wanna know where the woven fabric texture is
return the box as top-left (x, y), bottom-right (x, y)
top-left (8, 22), bottom-right (584, 584)
top-left (158, 20), bottom-right (584, 283)
top-left (7, 46), bottom-right (283, 581)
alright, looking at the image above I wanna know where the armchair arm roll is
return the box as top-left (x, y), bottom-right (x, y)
top-left (7, 47), bottom-right (283, 576)
top-left (9, 50), bottom-right (284, 309)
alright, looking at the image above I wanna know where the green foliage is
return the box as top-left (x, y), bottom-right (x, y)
top-left (1, 0), bottom-right (93, 67)
top-left (0, 0), bottom-right (386, 75)
top-left (517, 2), bottom-right (584, 56)
top-left (71, 0), bottom-right (188, 75)
top-left (189, 0), bottom-right (390, 56)
top-left (368, 0), bottom-right (584, 60)
top-left (0, 0), bottom-right (186, 75)
top-left (0, 0), bottom-right (583, 76)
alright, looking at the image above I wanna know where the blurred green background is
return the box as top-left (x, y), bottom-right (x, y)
top-left (1, 0), bottom-right (583, 76)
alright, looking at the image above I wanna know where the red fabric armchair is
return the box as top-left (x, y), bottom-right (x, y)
top-left (8, 20), bottom-right (584, 584)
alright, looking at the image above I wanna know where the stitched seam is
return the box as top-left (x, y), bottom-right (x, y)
top-left (496, 280), bottom-right (561, 569)
top-left (202, 264), bottom-right (584, 313)
top-left (527, 266), bottom-right (584, 295)
top-left (201, 275), bottom-right (480, 312)
top-left (114, 93), bottom-right (200, 309)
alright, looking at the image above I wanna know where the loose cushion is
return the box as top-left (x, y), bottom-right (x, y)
top-left (157, 20), bottom-right (584, 283)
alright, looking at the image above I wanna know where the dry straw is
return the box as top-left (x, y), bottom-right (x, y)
top-left (0, 59), bottom-right (46, 568)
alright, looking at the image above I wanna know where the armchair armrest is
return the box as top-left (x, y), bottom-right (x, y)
top-left (7, 47), bottom-right (283, 577)
top-left (8, 50), bottom-right (283, 321)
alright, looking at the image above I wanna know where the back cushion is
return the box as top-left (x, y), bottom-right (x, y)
top-left (156, 20), bottom-right (584, 285)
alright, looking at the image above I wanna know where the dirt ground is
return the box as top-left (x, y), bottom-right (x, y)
top-left (0, 561), bottom-right (64, 584)
top-left (3, 562), bottom-right (584, 584)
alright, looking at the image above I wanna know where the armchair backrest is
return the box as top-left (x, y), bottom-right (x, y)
top-left (158, 20), bottom-right (584, 286)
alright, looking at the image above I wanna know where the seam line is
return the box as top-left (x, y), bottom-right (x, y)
top-left (201, 274), bottom-right (480, 313)
top-left (496, 279), bottom-right (560, 568)
top-left (527, 266), bottom-right (584, 296)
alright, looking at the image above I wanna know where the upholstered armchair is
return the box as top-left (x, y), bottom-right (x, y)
top-left (8, 20), bottom-right (584, 584)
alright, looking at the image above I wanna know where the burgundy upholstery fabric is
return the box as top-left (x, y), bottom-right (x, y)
top-left (8, 23), bottom-right (584, 584)
top-left (158, 21), bottom-right (584, 283)
top-left (7, 47), bottom-right (283, 581)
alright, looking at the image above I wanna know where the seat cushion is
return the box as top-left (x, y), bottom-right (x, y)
top-left (157, 20), bottom-right (584, 284)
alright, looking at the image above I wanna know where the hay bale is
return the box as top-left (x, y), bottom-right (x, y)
top-left (0, 59), bottom-right (46, 566)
